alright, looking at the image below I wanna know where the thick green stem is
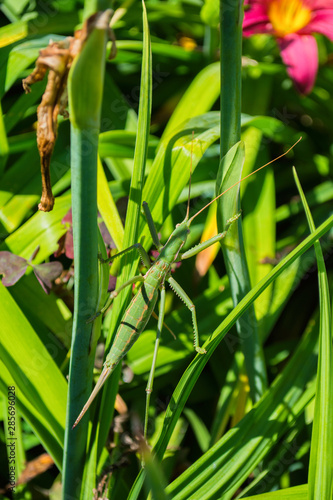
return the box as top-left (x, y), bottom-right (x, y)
top-left (62, 128), bottom-right (99, 495)
top-left (219, 0), bottom-right (267, 402)
top-left (220, 1), bottom-right (242, 154)
top-left (62, 11), bottom-right (111, 498)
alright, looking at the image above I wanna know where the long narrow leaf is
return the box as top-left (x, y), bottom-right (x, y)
top-left (95, 0), bottom-right (152, 460)
top-left (0, 284), bottom-right (67, 469)
top-left (128, 214), bottom-right (333, 500)
top-left (243, 484), bottom-right (308, 499)
top-left (293, 168), bottom-right (333, 499)
top-left (216, 142), bottom-right (267, 401)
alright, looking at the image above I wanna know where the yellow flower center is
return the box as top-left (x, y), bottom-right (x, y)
top-left (267, 0), bottom-right (312, 37)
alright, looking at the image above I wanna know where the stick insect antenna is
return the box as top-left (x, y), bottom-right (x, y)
top-left (188, 137), bottom-right (301, 224)
top-left (185, 131), bottom-right (195, 221)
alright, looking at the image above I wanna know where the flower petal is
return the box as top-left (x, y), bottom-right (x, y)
top-left (304, 10), bottom-right (333, 40)
top-left (0, 251), bottom-right (28, 286)
top-left (278, 34), bottom-right (318, 94)
top-left (306, 1), bottom-right (333, 8)
top-left (243, 3), bottom-right (271, 36)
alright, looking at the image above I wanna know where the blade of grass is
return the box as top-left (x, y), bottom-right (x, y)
top-left (183, 408), bottom-right (210, 453)
top-left (97, 154), bottom-right (124, 251)
top-left (216, 141), bottom-right (268, 401)
top-left (94, 0), bottom-right (152, 461)
top-left (1, 195), bottom-right (70, 260)
top-left (128, 213), bottom-right (333, 500)
top-left (0, 101), bottom-right (8, 175)
top-left (243, 484), bottom-right (308, 499)
top-left (80, 227), bottom-right (110, 500)
top-left (241, 127), bottom-right (275, 337)
top-left (0, 35), bottom-right (65, 97)
top-left (164, 321), bottom-right (317, 499)
top-left (143, 441), bottom-right (170, 500)
top-left (0, 284), bottom-right (67, 469)
top-left (138, 114), bottom-right (221, 249)
top-left (0, 13), bottom-right (79, 50)
top-left (293, 168), bottom-right (333, 500)
top-left (162, 61), bottom-right (220, 139)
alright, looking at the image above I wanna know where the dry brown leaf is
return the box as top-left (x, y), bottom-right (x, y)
top-left (23, 11), bottom-right (116, 212)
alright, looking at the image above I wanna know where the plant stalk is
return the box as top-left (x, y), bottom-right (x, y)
top-left (62, 10), bottom-right (111, 498)
top-left (219, 0), bottom-right (267, 402)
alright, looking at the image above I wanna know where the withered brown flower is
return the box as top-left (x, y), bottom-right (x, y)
top-left (23, 11), bottom-right (116, 212)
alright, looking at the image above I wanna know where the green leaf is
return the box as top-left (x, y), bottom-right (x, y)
top-left (293, 168), bottom-right (333, 500)
top-left (162, 62), bottom-right (220, 139)
top-left (0, 283), bottom-right (67, 469)
top-left (241, 127), bottom-right (275, 337)
top-left (0, 102), bottom-right (8, 176)
top-left (95, 0), bottom-right (153, 469)
top-left (216, 141), bottom-right (267, 402)
top-left (97, 155), bottom-right (124, 252)
top-left (129, 214), bottom-right (333, 500)
top-left (143, 443), bottom-right (170, 500)
top-left (0, 35), bottom-right (65, 97)
top-left (1, 195), bottom-right (70, 261)
top-left (200, 0), bottom-right (219, 27)
top-left (243, 484), bottom-right (308, 499)
top-left (164, 321), bottom-right (317, 499)
top-left (183, 407), bottom-right (210, 453)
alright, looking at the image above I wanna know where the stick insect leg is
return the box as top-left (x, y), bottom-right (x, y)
top-left (142, 201), bottom-right (162, 251)
top-left (87, 275), bottom-right (144, 323)
top-left (180, 212), bottom-right (242, 260)
top-left (167, 276), bottom-right (206, 354)
top-left (144, 284), bottom-right (166, 440)
top-left (101, 243), bottom-right (151, 269)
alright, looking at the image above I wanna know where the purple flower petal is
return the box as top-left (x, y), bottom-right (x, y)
top-left (278, 33), bottom-right (318, 94)
top-left (33, 261), bottom-right (63, 294)
top-left (0, 251), bottom-right (28, 286)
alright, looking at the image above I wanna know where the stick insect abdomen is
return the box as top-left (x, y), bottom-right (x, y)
top-left (104, 284), bottom-right (158, 369)
top-left (104, 259), bottom-right (170, 369)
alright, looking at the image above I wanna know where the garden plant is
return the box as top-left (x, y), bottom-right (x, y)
top-left (0, 0), bottom-right (333, 499)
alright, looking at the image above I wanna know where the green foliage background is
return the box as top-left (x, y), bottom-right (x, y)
top-left (0, 0), bottom-right (332, 499)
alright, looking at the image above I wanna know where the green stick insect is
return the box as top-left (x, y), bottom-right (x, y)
top-left (72, 140), bottom-right (300, 433)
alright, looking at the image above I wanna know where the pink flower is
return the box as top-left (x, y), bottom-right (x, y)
top-left (243, 0), bottom-right (333, 94)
